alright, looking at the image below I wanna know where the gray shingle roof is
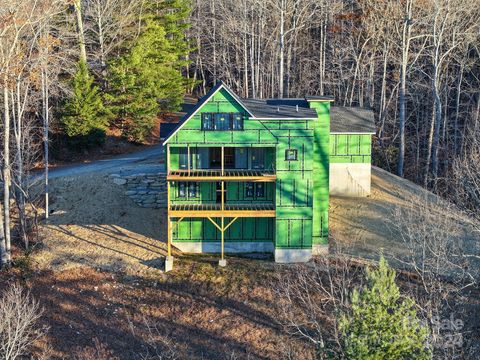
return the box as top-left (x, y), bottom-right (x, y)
top-left (163, 82), bottom-right (375, 145)
top-left (241, 98), bottom-right (317, 119)
top-left (330, 107), bottom-right (376, 133)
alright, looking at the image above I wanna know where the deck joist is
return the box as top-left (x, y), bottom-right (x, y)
top-left (167, 169), bottom-right (276, 182)
top-left (169, 203), bottom-right (276, 218)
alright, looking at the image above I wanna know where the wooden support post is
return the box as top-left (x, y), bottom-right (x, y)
top-left (165, 179), bottom-right (174, 272)
top-left (219, 216), bottom-right (226, 267)
top-left (221, 180), bottom-right (224, 212)
top-left (219, 178), bottom-right (226, 267)
top-left (187, 146), bottom-right (191, 175)
top-left (221, 146), bottom-right (224, 176)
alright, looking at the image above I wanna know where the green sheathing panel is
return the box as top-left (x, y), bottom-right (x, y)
top-left (173, 218), bottom-right (274, 242)
top-left (166, 88), bottom-right (277, 146)
top-left (309, 102), bottom-right (330, 246)
top-left (269, 120), bottom-right (314, 249)
top-left (329, 134), bottom-right (372, 163)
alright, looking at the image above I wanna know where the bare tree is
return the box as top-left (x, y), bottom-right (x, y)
top-left (0, 284), bottom-right (46, 360)
top-left (275, 255), bottom-right (364, 358)
top-left (390, 196), bottom-right (479, 356)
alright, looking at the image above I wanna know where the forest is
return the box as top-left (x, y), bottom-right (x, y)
top-left (0, 0), bottom-right (479, 358)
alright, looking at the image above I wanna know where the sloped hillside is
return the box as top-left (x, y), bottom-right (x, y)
top-left (330, 166), bottom-right (479, 269)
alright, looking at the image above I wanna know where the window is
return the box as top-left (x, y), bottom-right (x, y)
top-left (232, 113), bottom-right (244, 130)
top-left (179, 148), bottom-right (188, 169)
top-left (214, 113), bottom-right (230, 130)
top-left (255, 183), bottom-right (265, 197)
top-left (178, 182), bottom-right (186, 197)
top-left (201, 113), bottom-right (244, 131)
top-left (188, 182), bottom-right (199, 198)
top-left (251, 148), bottom-right (265, 169)
top-left (178, 182), bottom-right (199, 198)
top-left (285, 149), bottom-right (298, 161)
top-left (201, 113), bottom-right (214, 130)
top-left (179, 147), bottom-right (194, 169)
top-left (245, 182), bottom-right (254, 197)
top-left (245, 182), bottom-right (265, 198)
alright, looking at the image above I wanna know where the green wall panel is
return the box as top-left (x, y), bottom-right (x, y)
top-left (330, 134), bottom-right (371, 163)
top-left (309, 101), bottom-right (330, 246)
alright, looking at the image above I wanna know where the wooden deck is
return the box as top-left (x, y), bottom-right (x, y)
top-left (167, 169), bottom-right (276, 182)
top-left (169, 203), bottom-right (276, 218)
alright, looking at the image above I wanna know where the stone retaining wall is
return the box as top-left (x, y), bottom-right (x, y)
top-left (110, 172), bottom-right (167, 208)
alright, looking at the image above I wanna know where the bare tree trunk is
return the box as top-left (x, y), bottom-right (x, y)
top-left (74, 0), bottom-right (87, 63)
top-left (41, 69), bottom-right (50, 222)
top-left (397, 0), bottom-right (413, 177)
top-left (424, 102), bottom-right (436, 187)
top-left (12, 80), bottom-right (28, 248)
top-left (0, 199), bottom-right (6, 267)
top-left (453, 62), bottom-right (463, 155)
top-left (3, 83), bottom-right (12, 264)
top-left (278, 0), bottom-right (285, 97)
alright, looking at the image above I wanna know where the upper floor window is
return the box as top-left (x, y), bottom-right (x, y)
top-left (201, 113), bottom-right (244, 131)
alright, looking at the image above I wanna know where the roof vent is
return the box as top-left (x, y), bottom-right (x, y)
top-left (296, 105), bottom-right (299, 112)
top-left (277, 107), bottom-right (280, 112)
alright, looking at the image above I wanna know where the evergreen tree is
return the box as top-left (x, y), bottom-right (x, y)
top-left (339, 257), bottom-right (431, 360)
top-left (107, 1), bottom-right (191, 143)
top-left (62, 60), bottom-right (109, 148)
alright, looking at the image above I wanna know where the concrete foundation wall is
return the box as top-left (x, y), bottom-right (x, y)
top-left (274, 249), bottom-right (312, 263)
top-left (173, 241), bottom-right (274, 253)
top-left (329, 163), bottom-right (371, 197)
top-left (312, 244), bottom-right (329, 255)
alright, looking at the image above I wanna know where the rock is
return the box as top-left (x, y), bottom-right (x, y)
top-left (113, 178), bottom-right (127, 185)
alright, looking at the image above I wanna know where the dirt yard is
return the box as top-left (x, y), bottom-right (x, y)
top-left (36, 173), bottom-right (169, 277)
top-left (7, 165), bottom-right (475, 358)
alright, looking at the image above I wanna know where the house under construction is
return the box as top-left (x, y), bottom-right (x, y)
top-left (162, 82), bottom-right (375, 270)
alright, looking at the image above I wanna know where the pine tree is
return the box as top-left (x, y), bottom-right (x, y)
top-left (339, 257), bottom-right (431, 360)
top-left (62, 60), bottom-right (109, 148)
top-left (107, 1), bottom-right (191, 143)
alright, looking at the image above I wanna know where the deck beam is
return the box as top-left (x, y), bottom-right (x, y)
top-left (167, 175), bottom-right (276, 182)
top-left (170, 210), bottom-right (276, 218)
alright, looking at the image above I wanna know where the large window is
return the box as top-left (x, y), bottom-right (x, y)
top-left (251, 148), bottom-right (265, 169)
top-left (201, 113), bottom-right (244, 131)
top-left (178, 182), bottom-right (199, 198)
top-left (179, 148), bottom-right (194, 169)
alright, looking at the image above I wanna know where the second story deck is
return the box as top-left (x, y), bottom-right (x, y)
top-left (166, 146), bottom-right (277, 182)
top-left (167, 169), bottom-right (276, 182)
